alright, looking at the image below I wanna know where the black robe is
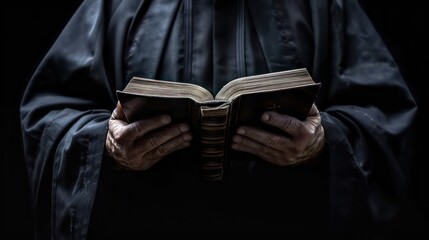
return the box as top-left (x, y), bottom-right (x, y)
top-left (20, 0), bottom-right (417, 239)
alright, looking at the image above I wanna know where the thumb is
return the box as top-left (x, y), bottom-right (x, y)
top-left (111, 101), bottom-right (127, 122)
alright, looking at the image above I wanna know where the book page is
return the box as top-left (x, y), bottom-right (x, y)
top-left (122, 77), bottom-right (215, 103)
top-left (215, 68), bottom-right (315, 101)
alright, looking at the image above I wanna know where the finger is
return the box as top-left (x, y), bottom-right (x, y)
top-left (111, 101), bottom-right (127, 121)
top-left (105, 131), bottom-right (118, 158)
top-left (144, 133), bottom-right (193, 164)
top-left (108, 118), bottom-right (129, 144)
top-left (306, 104), bottom-right (322, 127)
top-left (106, 131), bottom-right (132, 168)
top-left (122, 114), bottom-right (172, 140)
top-left (261, 111), bottom-right (302, 136)
top-left (235, 126), bottom-right (291, 151)
top-left (137, 123), bottom-right (191, 152)
top-left (308, 103), bottom-right (320, 117)
top-left (231, 134), bottom-right (282, 164)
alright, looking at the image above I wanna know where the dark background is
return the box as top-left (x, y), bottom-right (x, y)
top-left (3, 1), bottom-right (427, 238)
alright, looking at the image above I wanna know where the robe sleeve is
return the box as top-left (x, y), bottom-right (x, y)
top-left (20, 0), bottom-right (119, 239)
top-left (313, 0), bottom-right (417, 235)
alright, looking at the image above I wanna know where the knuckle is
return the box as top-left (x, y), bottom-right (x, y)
top-left (140, 154), bottom-right (159, 170)
top-left (126, 151), bottom-right (138, 161)
top-left (257, 146), bottom-right (270, 158)
top-left (306, 127), bottom-right (315, 136)
top-left (113, 130), bottom-right (126, 143)
top-left (133, 121), bottom-right (147, 134)
top-left (311, 123), bottom-right (322, 135)
top-left (181, 141), bottom-right (191, 148)
top-left (115, 149), bottom-right (155, 171)
top-left (281, 154), bottom-right (298, 166)
top-left (265, 135), bottom-right (280, 146)
top-left (176, 124), bottom-right (187, 134)
top-left (107, 147), bottom-right (116, 159)
top-left (110, 108), bottom-right (120, 120)
top-left (156, 145), bottom-right (167, 155)
top-left (129, 160), bottom-right (141, 170)
top-left (128, 154), bottom-right (149, 171)
top-left (147, 135), bottom-right (161, 148)
top-left (232, 144), bottom-right (241, 151)
top-left (181, 132), bottom-right (193, 142)
top-left (107, 135), bottom-right (123, 159)
top-left (276, 155), bottom-right (289, 167)
top-left (282, 117), bottom-right (294, 130)
top-left (289, 157), bottom-right (298, 166)
top-left (117, 158), bottom-right (132, 169)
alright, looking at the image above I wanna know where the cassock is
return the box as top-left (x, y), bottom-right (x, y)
top-left (20, 0), bottom-right (417, 239)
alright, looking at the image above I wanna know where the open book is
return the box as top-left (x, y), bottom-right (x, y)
top-left (117, 68), bottom-right (321, 180)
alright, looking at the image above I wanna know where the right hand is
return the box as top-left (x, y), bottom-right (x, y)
top-left (106, 101), bottom-right (193, 171)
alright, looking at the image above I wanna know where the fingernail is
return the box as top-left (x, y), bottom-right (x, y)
top-left (233, 135), bottom-right (241, 143)
top-left (231, 144), bottom-right (238, 150)
top-left (161, 115), bottom-right (171, 124)
top-left (180, 124), bottom-right (190, 132)
top-left (237, 128), bottom-right (246, 135)
top-left (261, 113), bottom-right (270, 122)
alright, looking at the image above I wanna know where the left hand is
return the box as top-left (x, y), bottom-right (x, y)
top-left (231, 104), bottom-right (325, 166)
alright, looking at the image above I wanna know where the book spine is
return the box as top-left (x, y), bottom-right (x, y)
top-left (200, 104), bottom-right (230, 181)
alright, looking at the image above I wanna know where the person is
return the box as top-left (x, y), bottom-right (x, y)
top-left (20, 0), bottom-right (417, 239)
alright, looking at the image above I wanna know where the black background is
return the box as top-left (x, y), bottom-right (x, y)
top-left (3, 1), bottom-right (427, 238)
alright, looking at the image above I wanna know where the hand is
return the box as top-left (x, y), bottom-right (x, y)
top-left (231, 104), bottom-right (325, 166)
top-left (106, 101), bottom-right (193, 170)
